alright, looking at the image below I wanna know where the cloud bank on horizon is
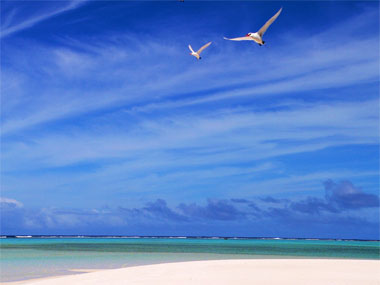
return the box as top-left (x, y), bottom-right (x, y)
top-left (1, 1), bottom-right (379, 239)
top-left (1, 180), bottom-right (379, 239)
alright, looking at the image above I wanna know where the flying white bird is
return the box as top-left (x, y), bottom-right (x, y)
top-left (224, 7), bottom-right (282, 46)
top-left (188, 42), bottom-right (212, 60)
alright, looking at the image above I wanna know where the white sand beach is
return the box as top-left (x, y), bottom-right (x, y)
top-left (5, 259), bottom-right (380, 285)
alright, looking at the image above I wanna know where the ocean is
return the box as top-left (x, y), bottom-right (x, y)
top-left (1, 237), bottom-right (379, 282)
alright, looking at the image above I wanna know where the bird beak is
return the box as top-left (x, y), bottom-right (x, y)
top-left (246, 34), bottom-right (250, 37)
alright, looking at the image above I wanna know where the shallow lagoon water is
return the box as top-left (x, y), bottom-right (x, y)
top-left (1, 238), bottom-right (379, 282)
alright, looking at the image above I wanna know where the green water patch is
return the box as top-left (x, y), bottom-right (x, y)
top-left (2, 238), bottom-right (379, 259)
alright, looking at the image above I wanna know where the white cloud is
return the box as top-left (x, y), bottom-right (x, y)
top-left (0, 197), bottom-right (23, 208)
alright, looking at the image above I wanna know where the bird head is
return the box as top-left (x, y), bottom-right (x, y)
top-left (246, 33), bottom-right (252, 37)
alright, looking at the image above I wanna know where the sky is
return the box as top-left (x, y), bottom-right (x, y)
top-left (1, 1), bottom-right (379, 239)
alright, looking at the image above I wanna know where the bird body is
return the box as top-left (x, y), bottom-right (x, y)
top-left (224, 32), bottom-right (263, 45)
top-left (188, 42), bottom-right (212, 60)
top-left (224, 7), bottom-right (282, 46)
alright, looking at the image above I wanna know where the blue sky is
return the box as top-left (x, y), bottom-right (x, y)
top-left (1, 1), bottom-right (379, 239)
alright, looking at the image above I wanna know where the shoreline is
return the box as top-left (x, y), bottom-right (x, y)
top-left (1, 269), bottom-right (102, 285)
top-left (2, 259), bottom-right (380, 285)
top-left (3, 236), bottom-right (380, 242)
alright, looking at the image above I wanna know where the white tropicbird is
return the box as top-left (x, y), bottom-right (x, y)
top-left (188, 42), bottom-right (212, 60)
top-left (224, 7), bottom-right (282, 46)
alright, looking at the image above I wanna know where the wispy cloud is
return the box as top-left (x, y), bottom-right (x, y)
top-left (1, 8), bottom-right (378, 135)
top-left (1, 1), bottom-right (85, 38)
top-left (2, 99), bottom-right (378, 172)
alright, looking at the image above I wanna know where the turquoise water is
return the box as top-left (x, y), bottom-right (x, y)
top-left (1, 238), bottom-right (379, 282)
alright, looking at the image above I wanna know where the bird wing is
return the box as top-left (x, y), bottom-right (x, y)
top-left (257, 7), bottom-right (282, 37)
top-left (188, 44), bottom-right (195, 53)
top-left (223, 36), bottom-right (253, 41)
top-left (197, 42), bottom-right (212, 54)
